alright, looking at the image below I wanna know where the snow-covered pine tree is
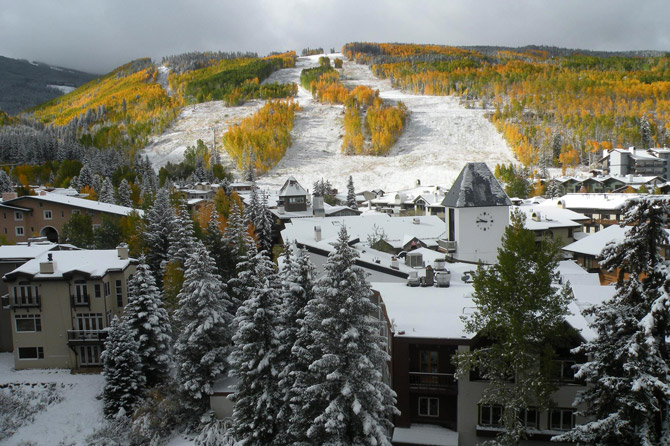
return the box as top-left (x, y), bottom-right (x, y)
top-left (243, 152), bottom-right (257, 183)
top-left (0, 169), bottom-right (14, 193)
top-left (244, 187), bottom-right (260, 227)
top-left (555, 197), bottom-right (670, 445)
top-left (99, 177), bottom-right (116, 204)
top-left (275, 245), bottom-right (318, 445)
top-left (255, 192), bottom-right (273, 254)
top-left (346, 175), bottom-right (358, 209)
top-left (167, 198), bottom-right (197, 268)
top-left (220, 201), bottom-right (248, 283)
top-left (203, 206), bottom-right (226, 275)
top-left (640, 114), bottom-right (653, 149)
top-left (546, 178), bottom-right (561, 199)
top-left (77, 165), bottom-right (93, 190)
top-left (102, 316), bottom-right (146, 417)
top-left (124, 257), bottom-right (172, 387)
top-left (299, 226), bottom-right (398, 445)
top-left (229, 250), bottom-right (283, 445)
top-left (174, 242), bottom-right (234, 411)
top-left (117, 179), bottom-right (132, 208)
top-left (144, 188), bottom-right (175, 277)
top-left (227, 233), bottom-right (259, 315)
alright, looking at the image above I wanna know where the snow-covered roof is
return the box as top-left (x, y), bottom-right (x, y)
top-left (4, 193), bottom-right (143, 217)
top-left (281, 214), bottom-right (446, 252)
top-left (514, 204), bottom-right (587, 231)
top-left (392, 423), bottom-right (458, 446)
top-left (538, 193), bottom-right (640, 211)
top-left (0, 242), bottom-right (77, 262)
top-left (441, 162), bottom-right (511, 208)
top-left (278, 176), bottom-right (308, 197)
top-left (369, 185), bottom-right (447, 207)
top-left (4, 249), bottom-right (136, 281)
top-left (562, 225), bottom-right (631, 256)
top-left (374, 260), bottom-right (603, 342)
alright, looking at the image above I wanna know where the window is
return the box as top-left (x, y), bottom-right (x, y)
top-left (554, 359), bottom-right (577, 382)
top-left (104, 281), bottom-right (110, 296)
top-left (73, 280), bottom-right (88, 305)
top-left (418, 397), bottom-right (439, 417)
top-left (115, 280), bottom-right (123, 307)
top-left (15, 226), bottom-right (24, 236)
top-left (18, 347), bottom-right (44, 360)
top-left (72, 209), bottom-right (80, 215)
top-left (77, 345), bottom-right (102, 366)
top-left (15, 314), bottom-right (41, 332)
top-left (519, 408), bottom-right (539, 429)
top-left (479, 404), bottom-right (503, 427)
top-left (288, 197), bottom-right (305, 204)
top-left (14, 211), bottom-right (23, 221)
top-left (14, 282), bottom-right (38, 306)
top-left (76, 313), bottom-right (103, 331)
top-left (419, 351), bottom-right (438, 373)
top-left (43, 210), bottom-right (52, 220)
top-left (61, 211), bottom-right (64, 218)
top-left (94, 284), bottom-right (101, 298)
top-left (549, 409), bottom-right (575, 431)
top-left (92, 224), bottom-right (100, 231)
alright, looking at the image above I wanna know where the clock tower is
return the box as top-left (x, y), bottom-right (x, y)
top-left (440, 162), bottom-right (511, 264)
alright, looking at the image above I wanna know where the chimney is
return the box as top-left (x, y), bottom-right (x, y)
top-left (314, 225), bottom-right (322, 242)
top-left (40, 253), bottom-right (55, 274)
top-left (531, 211), bottom-right (541, 222)
top-left (1, 192), bottom-right (17, 201)
top-left (412, 217), bottom-right (420, 225)
top-left (117, 243), bottom-right (129, 260)
top-left (415, 179), bottom-right (421, 187)
top-left (313, 195), bottom-right (325, 218)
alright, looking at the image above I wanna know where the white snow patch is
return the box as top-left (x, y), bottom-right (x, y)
top-left (47, 84), bottom-right (76, 94)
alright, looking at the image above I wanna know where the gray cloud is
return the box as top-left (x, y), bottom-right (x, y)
top-left (0, 0), bottom-right (668, 74)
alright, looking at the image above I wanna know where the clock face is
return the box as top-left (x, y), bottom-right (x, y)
top-left (476, 211), bottom-right (494, 231)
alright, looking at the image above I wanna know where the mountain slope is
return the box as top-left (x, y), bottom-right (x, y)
top-left (0, 55), bottom-right (97, 115)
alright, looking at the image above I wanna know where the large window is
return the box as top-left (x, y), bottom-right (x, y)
top-left (14, 211), bottom-right (23, 221)
top-left (14, 281), bottom-right (38, 306)
top-left (549, 409), bottom-right (575, 431)
top-left (43, 210), bottom-right (52, 220)
top-left (76, 313), bottom-right (103, 332)
top-left (73, 280), bottom-right (88, 305)
top-left (15, 226), bottom-right (24, 236)
top-left (77, 345), bottom-right (102, 366)
top-left (18, 347), bottom-right (44, 360)
top-left (419, 350), bottom-right (438, 373)
top-left (519, 408), bottom-right (539, 429)
top-left (554, 359), bottom-right (577, 382)
top-left (479, 404), bottom-right (503, 427)
top-left (15, 314), bottom-right (41, 332)
top-left (418, 397), bottom-right (439, 417)
top-left (115, 280), bottom-right (123, 307)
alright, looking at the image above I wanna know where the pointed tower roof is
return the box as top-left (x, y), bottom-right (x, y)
top-left (441, 163), bottom-right (511, 208)
top-left (278, 176), bottom-right (308, 197)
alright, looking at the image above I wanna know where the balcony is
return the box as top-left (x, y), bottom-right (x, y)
top-left (67, 330), bottom-right (108, 344)
top-left (1, 294), bottom-right (8, 309)
top-left (409, 372), bottom-right (456, 390)
top-left (70, 294), bottom-right (91, 308)
top-left (8, 295), bottom-right (41, 309)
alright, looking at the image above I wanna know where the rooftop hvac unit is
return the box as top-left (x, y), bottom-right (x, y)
top-left (412, 217), bottom-right (420, 225)
top-left (405, 252), bottom-right (423, 268)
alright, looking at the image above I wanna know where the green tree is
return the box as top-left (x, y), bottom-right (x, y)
top-left (94, 215), bottom-right (122, 249)
top-left (455, 210), bottom-right (571, 445)
top-left (62, 213), bottom-right (94, 248)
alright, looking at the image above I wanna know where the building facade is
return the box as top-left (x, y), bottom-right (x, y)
top-left (3, 247), bottom-right (136, 370)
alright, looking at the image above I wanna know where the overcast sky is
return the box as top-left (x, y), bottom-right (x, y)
top-left (1, 0), bottom-right (669, 74)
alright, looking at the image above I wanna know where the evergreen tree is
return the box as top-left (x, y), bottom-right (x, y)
top-left (230, 251), bottom-right (283, 445)
top-left (174, 242), bottom-right (234, 411)
top-left (255, 192), bottom-right (273, 254)
top-left (117, 179), bottom-right (132, 208)
top-left (298, 227), bottom-right (398, 445)
top-left (124, 257), bottom-right (172, 387)
top-left (203, 206), bottom-right (226, 276)
top-left (245, 187), bottom-right (260, 227)
top-left (276, 245), bottom-right (318, 445)
top-left (99, 177), bottom-right (116, 204)
top-left (243, 152), bottom-right (257, 183)
top-left (0, 169), bottom-right (13, 193)
top-left (167, 198), bottom-right (197, 268)
top-left (62, 213), bottom-right (94, 248)
top-left (346, 175), bottom-right (358, 209)
top-left (220, 201), bottom-right (248, 283)
top-left (454, 210), bottom-right (571, 444)
top-left (227, 234), bottom-right (259, 315)
top-left (546, 178), bottom-right (561, 199)
top-left (143, 188), bottom-right (175, 277)
top-left (102, 316), bottom-right (146, 418)
top-left (555, 198), bottom-right (670, 445)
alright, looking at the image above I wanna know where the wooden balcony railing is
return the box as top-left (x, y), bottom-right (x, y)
top-left (409, 372), bottom-right (456, 389)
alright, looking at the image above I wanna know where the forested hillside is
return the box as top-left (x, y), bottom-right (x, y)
top-left (0, 55), bottom-right (96, 115)
top-left (344, 43), bottom-right (670, 171)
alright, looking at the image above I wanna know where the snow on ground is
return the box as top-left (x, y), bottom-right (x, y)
top-left (47, 84), bottom-right (76, 94)
top-left (0, 352), bottom-right (105, 446)
top-left (143, 53), bottom-right (516, 192)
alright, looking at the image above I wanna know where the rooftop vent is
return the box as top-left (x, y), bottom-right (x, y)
top-left (40, 253), bottom-right (55, 274)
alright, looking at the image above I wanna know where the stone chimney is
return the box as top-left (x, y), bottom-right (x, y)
top-left (1, 192), bottom-right (17, 201)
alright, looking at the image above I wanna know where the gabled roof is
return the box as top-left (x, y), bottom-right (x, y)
top-left (441, 163), bottom-right (511, 208)
top-left (3, 193), bottom-right (143, 217)
top-left (278, 176), bottom-right (308, 197)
